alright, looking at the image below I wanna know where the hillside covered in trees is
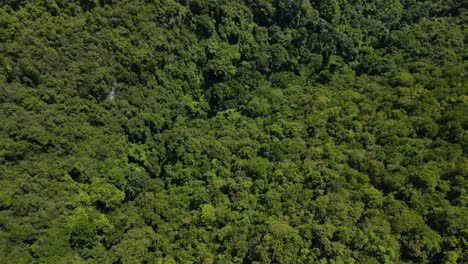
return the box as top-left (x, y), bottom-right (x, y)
top-left (0, 0), bottom-right (466, 263)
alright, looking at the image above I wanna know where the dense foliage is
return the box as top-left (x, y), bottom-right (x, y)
top-left (0, 0), bottom-right (466, 263)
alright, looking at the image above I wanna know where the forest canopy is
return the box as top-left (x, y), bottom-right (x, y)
top-left (0, 0), bottom-right (466, 263)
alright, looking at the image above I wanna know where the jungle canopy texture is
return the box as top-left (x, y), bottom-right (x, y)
top-left (0, 0), bottom-right (466, 263)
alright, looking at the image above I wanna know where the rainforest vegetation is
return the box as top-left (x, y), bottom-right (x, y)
top-left (0, 0), bottom-right (466, 263)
